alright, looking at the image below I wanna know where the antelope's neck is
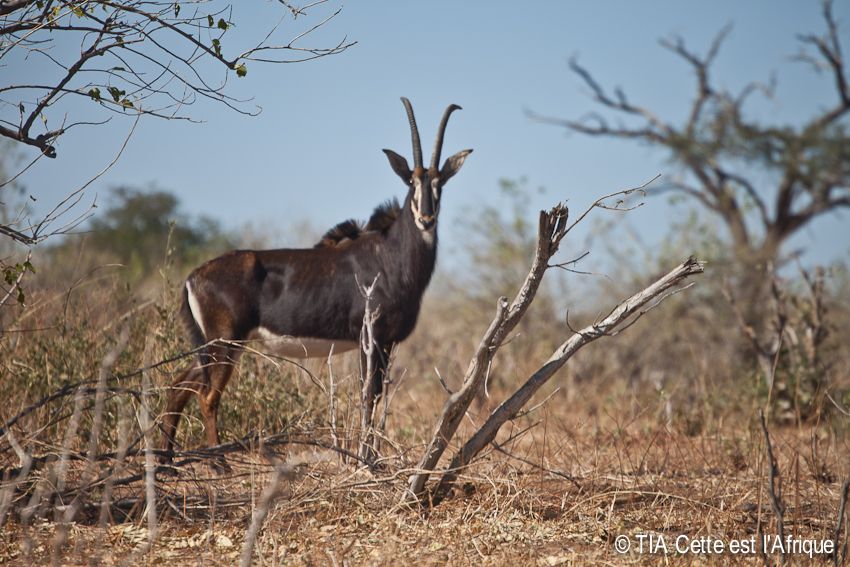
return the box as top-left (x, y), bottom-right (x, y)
top-left (384, 201), bottom-right (437, 288)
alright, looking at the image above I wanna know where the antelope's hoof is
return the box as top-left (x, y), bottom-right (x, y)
top-left (157, 450), bottom-right (174, 465)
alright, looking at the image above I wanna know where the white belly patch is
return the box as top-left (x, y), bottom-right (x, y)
top-left (251, 327), bottom-right (358, 359)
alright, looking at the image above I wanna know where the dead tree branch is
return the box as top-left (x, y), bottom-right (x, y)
top-left (357, 273), bottom-right (381, 463)
top-left (403, 204), bottom-right (569, 503)
top-left (430, 256), bottom-right (704, 501)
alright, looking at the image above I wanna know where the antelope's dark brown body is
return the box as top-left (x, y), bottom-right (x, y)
top-left (160, 98), bottom-right (472, 464)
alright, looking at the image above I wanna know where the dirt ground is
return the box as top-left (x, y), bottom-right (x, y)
top-left (2, 417), bottom-right (846, 566)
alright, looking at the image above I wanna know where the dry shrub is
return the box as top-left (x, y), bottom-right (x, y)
top-left (2, 192), bottom-right (849, 566)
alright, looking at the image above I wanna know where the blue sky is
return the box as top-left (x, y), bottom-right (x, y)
top-left (7, 1), bottom-right (850, 270)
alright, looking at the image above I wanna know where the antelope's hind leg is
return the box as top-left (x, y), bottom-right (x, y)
top-left (159, 342), bottom-right (239, 473)
top-left (160, 363), bottom-right (206, 464)
top-left (196, 342), bottom-right (240, 473)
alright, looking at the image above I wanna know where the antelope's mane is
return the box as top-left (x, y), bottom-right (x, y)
top-left (314, 199), bottom-right (402, 249)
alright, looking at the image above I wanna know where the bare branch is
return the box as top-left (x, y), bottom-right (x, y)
top-left (537, 5), bottom-right (849, 269)
top-left (758, 409), bottom-right (786, 563)
top-left (432, 256), bottom-right (704, 500)
top-left (357, 273), bottom-right (381, 463)
top-left (240, 458), bottom-right (298, 567)
top-left (568, 56), bottom-right (674, 138)
top-left (403, 204), bottom-right (570, 504)
top-left (0, 1), bottom-right (353, 155)
top-left (0, 0), bottom-right (34, 18)
top-left (797, 0), bottom-right (850, 129)
top-left (433, 366), bottom-right (453, 396)
top-left (0, 428), bottom-right (32, 527)
top-left (834, 473), bottom-right (850, 566)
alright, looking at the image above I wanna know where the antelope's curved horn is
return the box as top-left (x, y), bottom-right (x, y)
top-left (430, 104), bottom-right (462, 171)
top-left (400, 97), bottom-right (423, 169)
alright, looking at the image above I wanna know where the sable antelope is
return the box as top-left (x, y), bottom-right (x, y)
top-left (160, 98), bottom-right (472, 463)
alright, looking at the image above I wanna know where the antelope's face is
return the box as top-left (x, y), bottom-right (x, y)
top-left (409, 167), bottom-right (441, 231)
top-left (383, 98), bottom-right (473, 235)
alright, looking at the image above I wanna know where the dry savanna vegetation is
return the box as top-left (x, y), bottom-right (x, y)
top-left (1, 180), bottom-right (849, 566)
top-left (2, 1), bottom-right (850, 565)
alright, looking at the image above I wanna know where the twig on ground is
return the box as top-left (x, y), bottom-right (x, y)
top-left (834, 474), bottom-right (850, 567)
top-left (0, 429), bottom-right (32, 527)
top-left (240, 459), bottom-right (295, 567)
top-left (759, 409), bottom-right (786, 565)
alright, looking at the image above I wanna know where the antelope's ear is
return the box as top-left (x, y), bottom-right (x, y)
top-left (382, 149), bottom-right (412, 183)
top-left (439, 149), bottom-right (473, 184)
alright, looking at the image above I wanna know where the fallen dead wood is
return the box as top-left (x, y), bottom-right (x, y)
top-left (0, 429), bottom-right (366, 527)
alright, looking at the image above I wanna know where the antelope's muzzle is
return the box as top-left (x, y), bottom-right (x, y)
top-left (418, 214), bottom-right (435, 230)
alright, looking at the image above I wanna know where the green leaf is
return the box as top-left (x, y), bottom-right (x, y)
top-left (235, 63), bottom-right (247, 78)
top-left (217, 18), bottom-right (228, 31)
top-left (120, 98), bottom-right (134, 109)
top-left (107, 86), bottom-right (125, 103)
top-left (207, 14), bottom-right (214, 27)
top-left (212, 38), bottom-right (221, 57)
top-left (71, 5), bottom-right (84, 17)
top-left (36, 0), bottom-right (44, 8)
top-left (88, 87), bottom-right (101, 101)
top-left (3, 259), bottom-right (35, 305)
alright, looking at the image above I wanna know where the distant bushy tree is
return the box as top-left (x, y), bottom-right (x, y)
top-left (73, 186), bottom-right (232, 279)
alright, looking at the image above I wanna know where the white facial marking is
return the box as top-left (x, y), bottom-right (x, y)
top-left (410, 200), bottom-right (427, 231)
top-left (254, 327), bottom-right (358, 359)
top-left (185, 281), bottom-right (207, 338)
top-left (413, 178), bottom-right (424, 212)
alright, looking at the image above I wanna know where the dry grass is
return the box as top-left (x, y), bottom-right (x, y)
top-left (1, 397), bottom-right (847, 565)
top-left (2, 257), bottom-right (849, 565)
